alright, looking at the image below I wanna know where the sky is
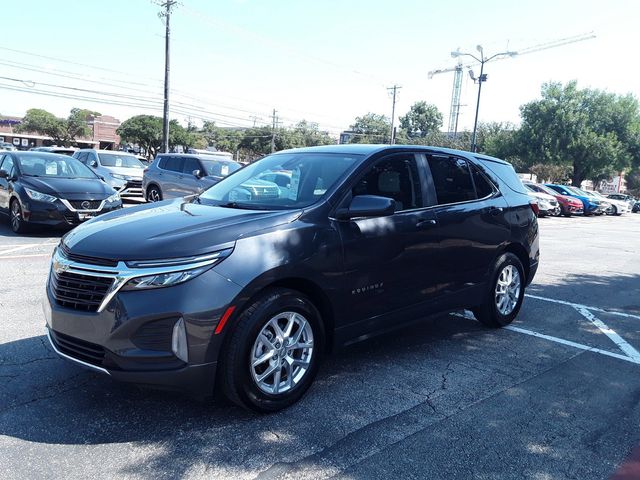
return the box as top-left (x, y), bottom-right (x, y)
top-left (1, 0), bottom-right (639, 136)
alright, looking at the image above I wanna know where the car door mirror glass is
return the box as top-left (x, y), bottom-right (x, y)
top-left (337, 195), bottom-right (395, 220)
top-left (193, 169), bottom-right (202, 178)
top-left (90, 160), bottom-right (98, 167)
top-left (0, 169), bottom-right (8, 179)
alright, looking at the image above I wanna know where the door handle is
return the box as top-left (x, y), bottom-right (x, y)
top-left (488, 206), bottom-right (504, 216)
top-left (416, 218), bottom-right (437, 228)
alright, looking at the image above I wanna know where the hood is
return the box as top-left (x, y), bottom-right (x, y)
top-left (556, 194), bottom-right (581, 205)
top-left (63, 198), bottom-right (301, 261)
top-left (21, 176), bottom-right (114, 200)
top-left (527, 191), bottom-right (555, 202)
top-left (101, 165), bottom-right (144, 179)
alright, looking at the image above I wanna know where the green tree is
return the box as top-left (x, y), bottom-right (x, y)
top-left (518, 81), bottom-right (640, 186)
top-left (16, 109), bottom-right (66, 145)
top-left (201, 121), bottom-right (244, 153)
top-left (17, 108), bottom-right (101, 146)
top-left (399, 101), bottom-right (443, 138)
top-left (67, 108), bottom-right (100, 140)
top-left (116, 115), bottom-right (163, 157)
top-left (348, 113), bottom-right (391, 144)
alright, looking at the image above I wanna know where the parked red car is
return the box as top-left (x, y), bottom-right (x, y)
top-left (525, 182), bottom-right (583, 216)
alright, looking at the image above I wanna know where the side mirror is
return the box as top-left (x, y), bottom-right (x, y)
top-left (192, 169), bottom-right (203, 179)
top-left (90, 160), bottom-right (98, 168)
top-left (335, 195), bottom-right (396, 220)
top-left (0, 169), bottom-right (8, 179)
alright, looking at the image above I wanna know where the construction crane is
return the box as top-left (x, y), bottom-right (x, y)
top-left (428, 32), bottom-right (596, 136)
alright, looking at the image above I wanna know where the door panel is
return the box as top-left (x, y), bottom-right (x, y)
top-left (335, 153), bottom-right (441, 328)
top-left (426, 155), bottom-right (510, 298)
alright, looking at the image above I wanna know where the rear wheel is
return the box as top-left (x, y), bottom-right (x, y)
top-left (9, 199), bottom-right (28, 234)
top-left (220, 288), bottom-right (324, 413)
top-left (146, 185), bottom-right (162, 202)
top-left (473, 253), bottom-right (525, 328)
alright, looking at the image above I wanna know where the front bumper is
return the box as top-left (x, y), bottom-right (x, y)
top-left (112, 178), bottom-right (143, 198)
top-left (23, 197), bottom-right (122, 228)
top-left (44, 261), bottom-right (243, 397)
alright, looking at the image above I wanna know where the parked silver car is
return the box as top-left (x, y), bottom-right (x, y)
top-left (143, 154), bottom-right (244, 202)
top-left (73, 149), bottom-right (145, 199)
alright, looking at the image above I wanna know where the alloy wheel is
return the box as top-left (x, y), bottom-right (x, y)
top-left (10, 201), bottom-right (22, 232)
top-left (494, 264), bottom-right (521, 316)
top-left (250, 311), bottom-right (314, 395)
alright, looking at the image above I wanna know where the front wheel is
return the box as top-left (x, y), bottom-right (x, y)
top-left (146, 185), bottom-right (162, 202)
top-left (10, 199), bottom-right (28, 234)
top-left (473, 253), bottom-right (525, 328)
top-left (220, 288), bottom-right (324, 413)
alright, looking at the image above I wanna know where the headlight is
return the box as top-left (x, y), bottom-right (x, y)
top-left (111, 173), bottom-right (128, 180)
top-left (122, 265), bottom-right (212, 290)
top-left (24, 187), bottom-right (57, 203)
top-left (122, 248), bottom-right (233, 290)
top-left (106, 192), bottom-right (121, 203)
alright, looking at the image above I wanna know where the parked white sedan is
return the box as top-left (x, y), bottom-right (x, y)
top-left (592, 191), bottom-right (629, 215)
top-left (524, 185), bottom-right (560, 216)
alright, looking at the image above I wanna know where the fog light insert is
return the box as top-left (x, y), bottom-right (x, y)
top-left (171, 317), bottom-right (189, 363)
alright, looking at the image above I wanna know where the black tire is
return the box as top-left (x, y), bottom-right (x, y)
top-left (9, 199), bottom-right (28, 234)
top-left (146, 185), bottom-right (162, 202)
top-left (219, 288), bottom-right (325, 413)
top-left (562, 212), bottom-right (572, 217)
top-left (473, 253), bottom-right (525, 328)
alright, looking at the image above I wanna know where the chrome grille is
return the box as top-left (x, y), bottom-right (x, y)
top-left (50, 270), bottom-right (113, 312)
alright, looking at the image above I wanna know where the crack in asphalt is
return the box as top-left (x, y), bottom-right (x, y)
top-left (251, 350), bottom-right (587, 480)
top-left (0, 371), bottom-right (94, 415)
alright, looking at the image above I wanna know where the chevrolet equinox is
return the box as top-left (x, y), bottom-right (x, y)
top-left (44, 145), bottom-right (539, 412)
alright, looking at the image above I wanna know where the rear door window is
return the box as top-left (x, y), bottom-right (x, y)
top-left (163, 156), bottom-right (182, 172)
top-left (427, 156), bottom-right (476, 205)
top-left (470, 164), bottom-right (495, 198)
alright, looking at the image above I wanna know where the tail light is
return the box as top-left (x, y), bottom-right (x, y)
top-left (529, 200), bottom-right (540, 216)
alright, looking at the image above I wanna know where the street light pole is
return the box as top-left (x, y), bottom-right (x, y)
top-left (160, 0), bottom-right (177, 154)
top-left (451, 46), bottom-right (517, 152)
top-left (470, 58), bottom-right (484, 152)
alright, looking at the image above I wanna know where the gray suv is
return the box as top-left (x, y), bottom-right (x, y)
top-left (73, 149), bottom-right (145, 199)
top-left (143, 154), bottom-right (243, 202)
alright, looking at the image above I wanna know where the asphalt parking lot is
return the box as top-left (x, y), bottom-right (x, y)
top-left (1, 209), bottom-right (640, 480)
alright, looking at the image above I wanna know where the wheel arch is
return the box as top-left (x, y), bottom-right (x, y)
top-left (500, 242), bottom-right (530, 283)
top-left (238, 277), bottom-right (336, 353)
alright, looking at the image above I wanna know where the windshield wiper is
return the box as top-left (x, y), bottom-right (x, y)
top-left (217, 202), bottom-right (244, 209)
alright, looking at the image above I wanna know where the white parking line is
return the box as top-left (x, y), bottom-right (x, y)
top-left (452, 300), bottom-right (640, 366)
top-left (574, 307), bottom-right (640, 362)
top-left (504, 325), bottom-right (640, 365)
top-left (0, 242), bottom-right (57, 256)
top-left (0, 253), bottom-right (52, 260)
top-left (525, 293), bottom-right (640, 320)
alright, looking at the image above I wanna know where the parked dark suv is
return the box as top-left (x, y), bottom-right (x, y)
top-left (44, 145), bottom-right (539, 412)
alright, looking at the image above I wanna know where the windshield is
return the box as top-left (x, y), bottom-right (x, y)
top-left (98, 152), bottom-right (144, 168)
top-left (534, 184), bottom-right (560, 196)
top-left (201, 158), bottom-right (242, 178)
top-left (18, 154), bottom-right (98, 179)
top-left (199, 152), bottom-right (362, 209)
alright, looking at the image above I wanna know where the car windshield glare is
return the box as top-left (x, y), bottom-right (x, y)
top-left (18, 154), bottom-right (97, 178)
top-left (199, 152), bottom-right (362, 209)
top-left (98, 152), bottom-right (144, 168)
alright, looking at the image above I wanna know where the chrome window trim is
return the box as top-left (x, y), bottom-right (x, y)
top-left (46, 328), bottom-right (110, 375)
top-left (51, 247), bottom-right (223, 312)
top-left (59, 198), bottom-right (106, 213)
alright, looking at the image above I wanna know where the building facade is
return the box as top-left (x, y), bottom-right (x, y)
top-left (0, 114), bottom-right (121, 150)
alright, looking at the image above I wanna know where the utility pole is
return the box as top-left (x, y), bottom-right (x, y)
top-left (270, 108), bottom-right (278, 153)
top-left (159, 0), bottom-right (177, 154)
top-left (250, 115), bottom-right (260, 127)
top-left (387, 85), bottom-right (401, 145)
